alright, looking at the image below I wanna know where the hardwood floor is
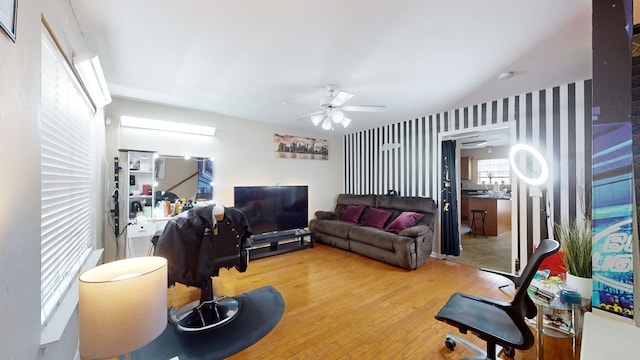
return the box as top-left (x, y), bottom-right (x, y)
top-left (445, 225), bottom-right (512, 273)
top-left (168, 243), bottom-right (578, 359)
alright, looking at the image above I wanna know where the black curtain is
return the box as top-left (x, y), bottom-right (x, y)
top-left (441, 140), bottom-right (460, 256)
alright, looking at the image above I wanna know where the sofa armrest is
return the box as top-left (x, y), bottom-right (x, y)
top-left (315, 210), bottom-right (339, 221)
top-left (398, 224), bottom-right (430, 237)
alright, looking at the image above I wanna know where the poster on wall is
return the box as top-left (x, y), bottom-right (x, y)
top-left (591, 122), bottom-right (634, 319)
top-left (274, 134), bottom-right (328, 160)
top-left (197, 158), bottom-right (213, 196)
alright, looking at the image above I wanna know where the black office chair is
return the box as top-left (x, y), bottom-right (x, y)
top-left (435, 239), bottom-right (559, 359)
top-left (154, 205), bottom-right (252, 332)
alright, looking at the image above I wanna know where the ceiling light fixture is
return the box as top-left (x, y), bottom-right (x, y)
top-left (498, 71), bottom-right (514, 80)
top-left (120, 116), bottom-right (216, 136)
top-left (73, 52), bottom-right (112, 108)
top-left (310, 114), bottom-right (323, 126)
top-left (310, 110), bottom-right (352, 130)
top-left (321, 118), bottom-right (333, 131)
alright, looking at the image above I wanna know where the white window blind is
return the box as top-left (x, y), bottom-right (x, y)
top-left (40, 29), bottom-right (94, 326)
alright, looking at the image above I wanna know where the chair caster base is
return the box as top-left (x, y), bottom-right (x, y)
top-left (169, 296), bottom-right (241, 332)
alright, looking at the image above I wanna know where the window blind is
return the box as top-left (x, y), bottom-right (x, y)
top-left (40, 29), bottom-right (94, 326)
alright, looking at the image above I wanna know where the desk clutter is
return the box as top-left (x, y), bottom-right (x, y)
top-left (528, 270), bottom-right (583, 305)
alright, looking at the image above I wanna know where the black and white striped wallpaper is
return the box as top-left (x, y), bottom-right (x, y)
top-left (344, 79), bottom-right (592, 263)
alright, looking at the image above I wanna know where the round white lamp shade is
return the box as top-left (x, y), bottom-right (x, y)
top-left (509, 143), bottom-right (549, 186)
top-left (79, 256), bottom-right (168, 359)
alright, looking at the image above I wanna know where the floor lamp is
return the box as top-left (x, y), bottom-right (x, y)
top-left (79, 256), bottom-right (168, 360)
top-left (509, 143), bottom-right (550, 249)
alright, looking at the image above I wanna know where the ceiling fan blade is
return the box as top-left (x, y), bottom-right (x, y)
top-left (282, 102), bottom-right (324, 109)
top-left (293, 110), bottom-right (325, 122)
top-left (330, 90), bottom-right (354, 107)
top-left (342, 105), bottom-right (386, 112)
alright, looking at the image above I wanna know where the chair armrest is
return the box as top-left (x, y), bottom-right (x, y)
top-left (459, 293), bottom-right (511, 309)
top-left (315, 210), bottom-right (338, 220)
top-left (480, 267), bottom-right (521, 288)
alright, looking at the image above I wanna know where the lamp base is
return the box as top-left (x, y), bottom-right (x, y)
top-left (169, 296), bottom-right (240, 332)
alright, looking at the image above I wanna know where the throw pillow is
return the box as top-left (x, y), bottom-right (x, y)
top-left (385, 211), bottom-right (425, 233)
top-left (340, 205), bottom-right (366, 223)
top-left (362, 207), bottom-right (393, 229)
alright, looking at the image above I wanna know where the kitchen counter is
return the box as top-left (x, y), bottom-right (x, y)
top-left (466, 196), bottom-right (511, 236)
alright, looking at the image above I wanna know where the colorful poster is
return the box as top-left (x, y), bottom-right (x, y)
top-left (591, 122), bottom-right (634, 318)
top-left (197, 158), bottom-right (213, 195)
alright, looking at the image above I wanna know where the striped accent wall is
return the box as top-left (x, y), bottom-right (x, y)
top-left (344, 80), bottom-right (592, 266)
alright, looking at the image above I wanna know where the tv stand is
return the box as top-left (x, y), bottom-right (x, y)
top-left (247, 229), bottom-right (314, 260)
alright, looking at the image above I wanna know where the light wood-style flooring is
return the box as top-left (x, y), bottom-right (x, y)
top-left (445, 222), bottom-right (512, 273)
top-left (168, 243), bottom-right (578, 359)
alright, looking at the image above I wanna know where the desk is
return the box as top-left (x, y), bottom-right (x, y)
top-left (126, 218), bottom-right (169, 258)
top-left (529, 292), bottom-right (583, 360)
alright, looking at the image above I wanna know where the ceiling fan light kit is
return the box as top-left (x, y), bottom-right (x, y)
top-left (310, 114), bottom-right (323, 126)
top-left (285, 84), bottom-right (386, 131)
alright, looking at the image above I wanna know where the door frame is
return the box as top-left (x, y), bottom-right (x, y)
top-left (436, 122), bottom-right (519, 274)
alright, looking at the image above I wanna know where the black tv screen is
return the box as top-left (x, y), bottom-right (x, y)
top-left (233, 185), bottom-right (308, 234)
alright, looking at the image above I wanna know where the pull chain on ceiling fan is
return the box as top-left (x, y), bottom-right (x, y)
top-left (284, 84), bottom-right (386, 130)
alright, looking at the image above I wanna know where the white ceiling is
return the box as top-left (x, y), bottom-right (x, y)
top-left (69, 0), bottom-right (592, 135)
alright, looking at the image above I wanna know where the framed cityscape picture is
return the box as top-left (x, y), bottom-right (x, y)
top-left (274, 134), bottom-right (328, 160)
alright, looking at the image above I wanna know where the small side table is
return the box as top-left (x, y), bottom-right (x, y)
top-left (528, 291), bottom-right (585, 360)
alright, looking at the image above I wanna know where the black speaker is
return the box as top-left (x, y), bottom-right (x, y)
top-left (130, 175), bottom-right (136, 186)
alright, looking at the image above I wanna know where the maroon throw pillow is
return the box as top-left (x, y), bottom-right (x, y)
top-left (385, 211), bottom-right (425, 233)
top-left (340, 205), bottom-right (366, 223)
top-left (362, 208), bottom-right (393, 229)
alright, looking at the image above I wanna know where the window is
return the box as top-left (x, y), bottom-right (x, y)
top-left (40, 28), bottom-right (95, 326)
top-left (477, 158), bottom-right (511, 186)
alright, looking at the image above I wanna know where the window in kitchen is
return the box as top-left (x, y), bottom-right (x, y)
top-left (477, 158), bottom-right (510, 186)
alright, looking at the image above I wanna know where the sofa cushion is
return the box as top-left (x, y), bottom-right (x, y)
top-left (311, 219), bottom-right (357, 239)
top-left (385, 211), bottom-right (425, 233)
top-left (362, 207), bottom-right (393, 229)
top-left (340, 205), bottom-right (367, 223)
top-left (335, 194), bottom-right (377, 219)
top-left (348, 226), bottom-right (398, 251)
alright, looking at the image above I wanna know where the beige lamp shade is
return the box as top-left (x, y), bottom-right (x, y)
top-left (79, 256), bottom-right (168, 359)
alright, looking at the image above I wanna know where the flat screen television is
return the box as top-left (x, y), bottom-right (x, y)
top-left (233, 185), bottom-right (308, 235)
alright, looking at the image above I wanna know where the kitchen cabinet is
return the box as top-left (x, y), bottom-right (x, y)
top-left (461, 195), bottom-right (469, 221)
top-left (460, 156), bottom-right (472, 180)
top-left (467, 196), bottom-right (511, 236)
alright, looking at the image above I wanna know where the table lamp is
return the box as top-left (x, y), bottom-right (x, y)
top-left (79, 256), bottom-right (168, 360)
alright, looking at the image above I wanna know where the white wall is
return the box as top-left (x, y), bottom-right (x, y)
top-left (104, 98), bottom-right (344, 261)
top-left (1, 1), bottom-right (108, 359)
top-left (0, 0), bottom-right (42, 358)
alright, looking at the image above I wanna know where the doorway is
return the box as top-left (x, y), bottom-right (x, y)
top-left (442, 126), bottom-right (514, 272)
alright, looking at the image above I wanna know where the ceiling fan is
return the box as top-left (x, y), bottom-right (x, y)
top-left (284, 84), bottom-right (386, 130)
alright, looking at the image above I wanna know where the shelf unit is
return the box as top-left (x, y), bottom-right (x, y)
top-left (247, 230), bottom-right (315, 260)
top-left (125, 151), bottom-right (156, 221)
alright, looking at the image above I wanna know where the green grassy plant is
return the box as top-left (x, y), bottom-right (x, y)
top-left (554, 220), bottom-right (592, 278)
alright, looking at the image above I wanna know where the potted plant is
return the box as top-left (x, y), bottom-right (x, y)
top-left (554, 219), bottom-right (592, 299)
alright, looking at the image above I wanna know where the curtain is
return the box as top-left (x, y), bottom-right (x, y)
top-left (441, 140), bottom-right (460, 256)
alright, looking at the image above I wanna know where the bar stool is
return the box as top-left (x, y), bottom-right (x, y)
top-left (469, 209), bottom-right (488, 238)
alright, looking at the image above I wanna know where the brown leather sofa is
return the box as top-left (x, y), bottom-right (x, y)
top-left (309, 194), bottom-right (437, 270)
